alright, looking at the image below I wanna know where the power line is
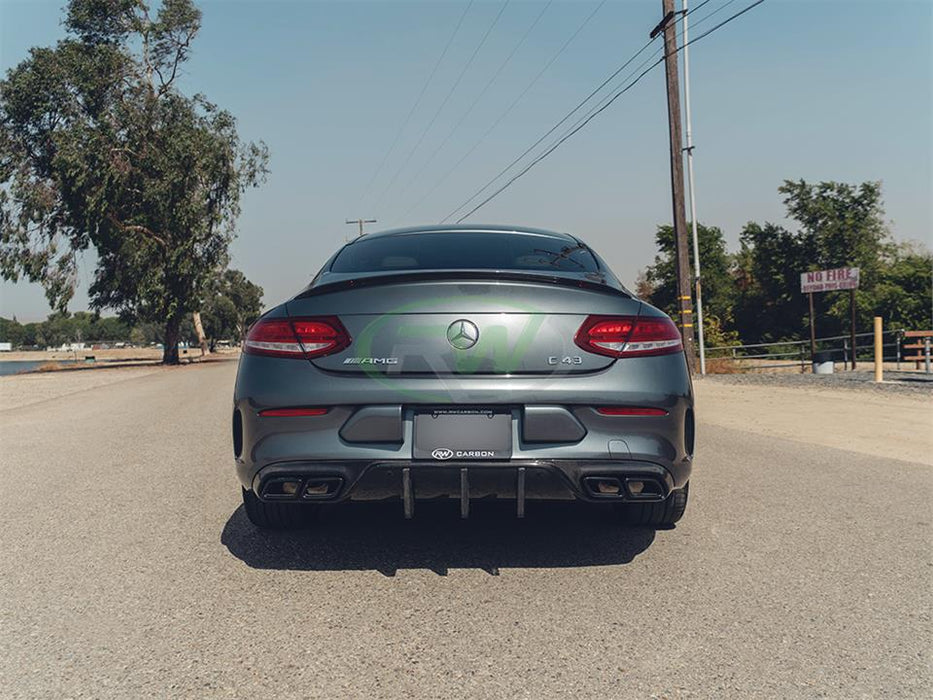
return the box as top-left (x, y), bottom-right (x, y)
top-left (357, 1), bottom-right (474, 210)
top-left (453, 57), bottom-right (661, 223)
top-left (683, 0), bottom-right (716, 15)
top-left (372, 0), bottom-right (511, 213)
top-left (687, 0), bottom-right (742, 29)
top-left (396, 0), bottom-right (608, 224)
top-left (553, 44), bottom-right (667, 149)
top-left (454, 1), bottom-right (763, 224)
top-left (439, 0), bottom-right (729, 225)
top-left (439, 35), bottom-right (661, 223)
top-left (389, 1), bottom-right (553, 221)
top-left (450, 0), bottom-right (766, 223)
top-left (567, 0), bottom-right (743, 132)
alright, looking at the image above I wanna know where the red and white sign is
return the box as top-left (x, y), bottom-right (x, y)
top-left (800, 267), bottom-right (860, 294)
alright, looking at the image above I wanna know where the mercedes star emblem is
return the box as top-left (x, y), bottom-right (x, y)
top-left (446, 319), bottom-right (479, 350)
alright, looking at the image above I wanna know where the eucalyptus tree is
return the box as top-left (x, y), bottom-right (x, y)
top-left (200, 269), bottom-right (264, 349)
top-left (0, 0), bottom-right (268, 363)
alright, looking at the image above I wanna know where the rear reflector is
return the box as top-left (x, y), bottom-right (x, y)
top-left (597, 407), bottom-right (668, 416)
top-left (575, 315), bottom-right (683, 358)
top-left (259, 407), bottom-right (329, 417)
top-left (244, 316), bottom-right (350, 359)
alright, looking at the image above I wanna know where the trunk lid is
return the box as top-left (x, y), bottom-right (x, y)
top-left (286, 277), bottom-right (641, 375)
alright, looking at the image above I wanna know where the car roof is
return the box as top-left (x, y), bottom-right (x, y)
top-left (355, 224), bottom-right (580, 243)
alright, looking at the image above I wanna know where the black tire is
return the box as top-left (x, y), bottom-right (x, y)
top-left (241, 487), bottom-right (314, 530)
top-left (620, 482), bottom-right (689, 527)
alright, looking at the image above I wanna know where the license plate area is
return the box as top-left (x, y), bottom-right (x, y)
top-left (413, 408), bottom-right (512, 461)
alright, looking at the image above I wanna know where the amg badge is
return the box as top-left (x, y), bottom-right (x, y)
top-left (343, 357), bottom-right (399, 365)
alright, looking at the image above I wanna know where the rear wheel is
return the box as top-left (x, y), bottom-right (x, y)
top-left (241, 487), bottom-right (314, 529)
top-left (620, 482), bottom-right (689, 527)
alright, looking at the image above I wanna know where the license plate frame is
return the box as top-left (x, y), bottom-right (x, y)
top-left (413, 408), bottom-right (512, 461)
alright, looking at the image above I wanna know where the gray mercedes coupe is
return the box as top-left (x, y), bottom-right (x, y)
top-left (233, 225), bottom-right (694, 528)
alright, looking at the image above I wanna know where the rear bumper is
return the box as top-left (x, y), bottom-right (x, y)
top-left (233, 351), bottom-right (695, 504)
top-left (250, 458), bottom-right (687, 512)
top-left (234, 403), bottom-right (694, 494)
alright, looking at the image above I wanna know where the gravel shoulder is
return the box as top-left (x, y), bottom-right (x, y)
top-left (701, 369), bottom-right (933, 397)
top-left (695, 375), bottom-right (932, 466)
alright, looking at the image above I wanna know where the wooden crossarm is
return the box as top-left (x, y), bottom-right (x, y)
top-left (903, 331), bottom-right (933, 338)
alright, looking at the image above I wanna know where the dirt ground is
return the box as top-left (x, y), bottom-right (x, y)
top-left (0, 355), bottom-right (237, 412)
top-left (0, 365), bottom-right (166, 412)
top-left (693, 378), bottom-right (932, 466)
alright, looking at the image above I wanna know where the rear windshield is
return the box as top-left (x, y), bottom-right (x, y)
top-left (330, 233), bottom-right (600, 274)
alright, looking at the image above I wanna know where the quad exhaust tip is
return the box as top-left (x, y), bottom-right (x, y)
top-left (595, 479), bottom-right (622, 495)
top-left (261, 476), bottom-right (343, 500)
top-left (582, 476), bottom-right (666, 501)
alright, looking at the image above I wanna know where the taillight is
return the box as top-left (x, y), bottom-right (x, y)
top-left (244, 316), bottom-right (350, 359)
top-left (574, 315), bottom-right (683, 358)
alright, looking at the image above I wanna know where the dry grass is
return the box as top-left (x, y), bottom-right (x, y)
top-left (704, 357), bottom-right (813, 375)
top-left (705, 357), bottom-right (746, 374)
top-left (34, 362), bottom-right (68, 373)
top-left (1, 347), bottom-right (164, 362)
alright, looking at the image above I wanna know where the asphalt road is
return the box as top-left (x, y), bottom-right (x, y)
top-left (1, 361), bottom-right (929, 698)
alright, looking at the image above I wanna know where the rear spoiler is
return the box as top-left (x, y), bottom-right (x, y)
top-left (294, 269), bottom-right (631, 299)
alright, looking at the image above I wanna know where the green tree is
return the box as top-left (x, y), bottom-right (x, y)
top-left (131, 320), bottom-right (164, 345)
top-left (733, 221), bottom-right (817, 342)
top-left (128, 325), bottom-right (148, 347)
top-left (873, 241), bottom-right (933, 332)
top-left (0, 0), bottom-right (268, 364)
top-left (781, 179), bottom-right (893, 337)
top-left (21, 322), bottom-right (45, 348)
top-left (643, 222), bottom-right (739, 344)
top-left (200, 268), bottom-right (264, 348)
top-left (779, 180), bottom-right (888, 284)
top-left (737, 180), bottom-right (895, 342)
top-left (93, 315), bottom-right (131, 341)
top-left (41, 312), bottom-right (72, 347)
top-left (0, 317), bottom-right (24, 347)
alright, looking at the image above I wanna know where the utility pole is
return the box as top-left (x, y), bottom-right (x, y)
top-left (346, 218), bottom-right (377, 237)
top-left (681, 0), bottom-right (705, 375)
top-left (652, 0), bottom-right (695, 373)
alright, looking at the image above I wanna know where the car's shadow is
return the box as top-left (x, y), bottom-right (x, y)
top-left (221, 501), bottom-right (657, 576)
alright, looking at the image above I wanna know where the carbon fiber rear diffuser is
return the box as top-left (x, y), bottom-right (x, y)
top-left (400, 466), bottom-right (527, 519)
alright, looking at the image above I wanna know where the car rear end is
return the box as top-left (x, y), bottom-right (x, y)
top-left (233, 227), bottom-right (694, 527)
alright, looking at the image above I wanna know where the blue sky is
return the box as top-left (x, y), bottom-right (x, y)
top-left (1, 0), bottom-right (931, 321)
